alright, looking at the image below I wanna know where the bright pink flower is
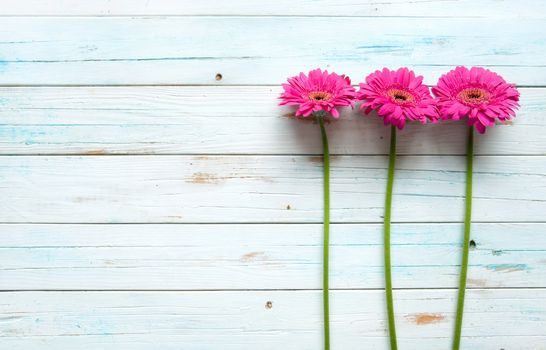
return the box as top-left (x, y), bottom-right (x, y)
top-left (432, 66), bottom-right (520, 134)
top-left (357, 67), bottom-right (438, 129)
top-left (279, 68), bottom-right (356, 119)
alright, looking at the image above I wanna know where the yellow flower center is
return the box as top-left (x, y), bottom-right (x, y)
top-left (457, 87), bottom-right (490, 105)
top-left (308, 91), bottom-right (333, 101)
top-left (387, 88), bottom-right (415, 105)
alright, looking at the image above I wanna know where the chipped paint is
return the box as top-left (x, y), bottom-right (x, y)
top-left (84, 149), bottom-right (108, 155)
top-left (308, 156), bottom-right (323, 163)
top-left (190, 172), bottom-right (223, 184)
top-left (240, 251), bottom-right (266, 262)
top-left (188, 172), bottom-right (273, 184)
top-left (406, 313), bottom-right (445, 325)
top-left (467, 278), bottom-right (487, 287)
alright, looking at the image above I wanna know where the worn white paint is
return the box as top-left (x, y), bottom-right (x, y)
top-left (0, 223), bottom-right (543, 290)
top-left (0, 17), bottom-right (544, 85)
top-left (0, 87), bottom-right (543, 155)
top-left (1, 0), bottom-right (545, 17)
top-left (1, 155), bottom-right (544, 223)
top-left (0, 1), bottom-right (544, 349)
top-left (1, 290), bottom-right (545, 349)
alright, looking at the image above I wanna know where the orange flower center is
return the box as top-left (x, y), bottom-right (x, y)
top-left (387, 88), bottom-right (415, 105)
top-left (457, 87), bottom-right (490, 106)
top-left (308, 91), bottom-right (333, 101)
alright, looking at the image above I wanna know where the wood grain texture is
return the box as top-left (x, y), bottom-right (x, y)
top-left (0, 87), bottom-right (543, 155)
top-left (0, 1), bottom-right (544, 347)
top-left (0, 17), bottom-right (544, 85)
top-left (0, 223), bottom-right (544, 290)
top-left (1, 0), bottom-right (545, 17)
top-left (0, 290), bottom-right (545, 349)
top-left (1, 155), bottom-right (544, 223)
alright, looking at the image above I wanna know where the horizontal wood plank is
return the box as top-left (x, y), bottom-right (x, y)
top-left (0, 290), bottom-right (545, 349)
top-left (0, 17), bottom-right (544, 85)
top-left (1, 223), bottom-right (544, 290)
top-left (0, 87), bottom-right (542, 155)
top-left (0, 0), bottom-right (544, 17)
top-left (0, 155), bottom-right (544, 223)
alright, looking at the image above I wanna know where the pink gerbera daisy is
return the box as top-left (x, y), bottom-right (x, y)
top-left (279, 68), bottom-right (356, 118)
top-left (432, 66), bottom-right (520, 133)
top-left (357, 67), bottom-right (438, 129)
top-left (279, 68), bottom-right (356, 350)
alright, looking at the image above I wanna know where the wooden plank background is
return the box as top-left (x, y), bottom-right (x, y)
top-left (0, 1), bottom-right (545, 349)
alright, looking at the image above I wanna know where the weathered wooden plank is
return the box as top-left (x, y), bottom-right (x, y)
top-left (0, 223), bottom-right (544, 290)
top-left (0, 156), bottom-right (544, 223)
top-left (0, 0), bottom-right (544, 17)
top-left (0, 87), bottom-right (542, 155)
top-left (0, 17), bottom-right (544, 85)
top-left (0, 290), bottom-right (544, 349)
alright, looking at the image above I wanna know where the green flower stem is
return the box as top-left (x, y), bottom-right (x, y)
top-left (318, 116), bottom-right (330, 350)
top-left (453, 125), bottom-right (474, 350)
top-left (384, 125), bottom-right (398, 350)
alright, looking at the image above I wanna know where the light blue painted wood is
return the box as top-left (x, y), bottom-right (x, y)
top-left (0, 2), bottom-right (545, 348)
top-left (0, 290), bottom-right (545, 349)
top-left (0, 16), bottom-right (544, 85)
top-left (0, 155), bottom-right (544, 223)
top-left (0, 223), bottom-right (544, 290)
top-left (0, 87), bottom-right (543, 155)
top-left (2, 0), bottom-right (546, 17)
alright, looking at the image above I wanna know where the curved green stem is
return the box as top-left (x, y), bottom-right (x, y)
top-left (385, 125), bottom-right (398, 350)
top-left (318, 116), bottom-right (330, 350)
top-left (453, 126), bottom-right (474, 350)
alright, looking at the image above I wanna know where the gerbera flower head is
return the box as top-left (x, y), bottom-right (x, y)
top-left (357, 67), bottom-right (438, 129)
top-left (432, 66), bottom-right (520, 134)
top-left (279, 68), bottom-right (356, 119)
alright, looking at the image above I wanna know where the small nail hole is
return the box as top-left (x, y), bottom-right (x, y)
top-left (265, 301), bottom-right (273, 309)
top-left (469, 240), bottom-right (476, 249)
top-left (215, 73), bottom-right (223, 81)
top-left (286, 204), bottom-right (291, 210)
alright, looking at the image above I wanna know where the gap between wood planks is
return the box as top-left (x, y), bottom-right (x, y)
top-left (0, 84), bottom-right (545, 88)
top-left (2, 221), bottom-right (545, 225)
top-left (1, 287), bottom-right (545, 292)
top-left (2, 154), bottom-right (544, 157)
